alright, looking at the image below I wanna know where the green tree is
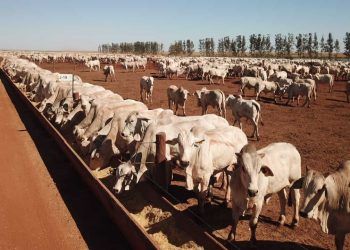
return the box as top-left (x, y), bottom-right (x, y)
top-left (334, 39), bottom-right (340, 57)
top-left (320, 36), bottom-right (325, 53)
top-left (186, 39), bottom-right (195, 55)
top-left (344, 32), bottom-right (350, 57)
top-left (312, 33), bottom-right (319, 57)
top-left (307, 33), bottom-right (313, 58)
top-left (326, 32), bottom-right (334, 58)
top-left (230, 40), bottom-right (238, 56)
top-left (241, 36), bottom-right (247, 55)
top-left (296, 34), bottom-right (303, 57)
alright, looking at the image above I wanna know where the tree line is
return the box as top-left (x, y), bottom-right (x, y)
top-left (99, 32), bottom-right (350, 58)
top-left (98, 41), bottom-right (163, 54)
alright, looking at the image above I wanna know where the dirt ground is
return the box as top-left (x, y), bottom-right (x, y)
top-left (0, 76), bottom-right (130, 249)
top-left (38, 61), bottom-right (350, 250)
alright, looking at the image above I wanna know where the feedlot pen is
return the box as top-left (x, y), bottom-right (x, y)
top-left (2, 60), bottom-right (350, 250)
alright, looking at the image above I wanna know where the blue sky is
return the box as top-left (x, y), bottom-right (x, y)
top-left (0, 0), bottom-right (349, 51)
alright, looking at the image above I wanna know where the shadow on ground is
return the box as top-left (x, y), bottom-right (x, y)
top-left (1, 76), bottom-right (130, 250)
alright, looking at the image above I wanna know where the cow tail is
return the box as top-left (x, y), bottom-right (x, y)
top-left (252, 101), bottom-right (264, 126)
top-left (221, 91), bottom-right (226, 118)
top-left (288, 188), bottom-right (293, 207)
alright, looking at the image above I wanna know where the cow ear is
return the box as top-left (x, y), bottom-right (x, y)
top-left (258, 153), bottom-right (265, 159)
top-left (166, 138), bottom-right (178, 145)
top-left (89, 98), bottom-right (94, 104)
top-left (291, 177), bottom-right (304, 189)
top-left (322, 184), bottom-right (328, 198)
top-left (235, 152), bottom-right (242, 158)
top-left (261, 165), bottom-right (274, 176)
top-left (140, 117), bottom-right (151, 122)
top-left (133, 133), bottom-right (141, 142)
top-left (136, 166), bottom-right (147, 183)
top-left (195, 139), bottom-right (205, 144)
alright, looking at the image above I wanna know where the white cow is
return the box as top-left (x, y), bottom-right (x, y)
top-left (140, 76), bottom-right (154, 103)
top-left (91, 109), bottom-right (172, 169)
top-left (291, 161), bottom-right (350, 250)
top-left (207, 68), bottom-right (228, 85)
top-left (285, 82), bottom-right (313, 108)
top-left (240, 77), bottom-right (262, 96)
top-left (175, 126), bottom-right (248, 212)
top-left (194, 87), bottom-right (226, 118)
top-left (226, 95), bottom-right (263, 140)
top-left (113, 116), bottom-right (229, 193)
top-left (85, 60), bottom-right (100, 71)
top-left (167, 85), bottom-right (190, 116)
top-left (255, 80), bottom-right (279, 102)
top-left (314, 73), bottom-right (334, 93)
top-left (228, 143), bottom-right (301, 242)
top-left (103, 65), bottom-right (116, 82)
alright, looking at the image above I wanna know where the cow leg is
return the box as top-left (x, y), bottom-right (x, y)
top-left (335, 233), bottom-right (345, 250)
top-left (228, 204), bottom-right (242, 241)
top-left (286, 98), bottom-right (290, 106)
top-left (182, 104), bottom-right (186, 116)
top-left (291, 189), bottom-right (300, 226)
top-left (249, 198), bottom-right (263, 242)
top-left (297, 96), bottom-right (300, 106)
top-left (168, 98), bottom-right (171, 109)
top-left (277, 189), bottom-right (287, 226)
top-left (198, 176), bottom-right (210, 215)
top-left (253, 120), bottom-right (259, 141)
top-left (175, 104), bottom-right (179, 115)
top-left (238, 118), bottom-right (243, 130)
top-left (302, 98), bottom-right (307, 107)
top-left (224, 170), bottom-right (231, 205)
top-left (313, 87), bottom-right (317, 101)
top-left (218, 106), bottom-right (222, 117)
top-left (140, 89), bottom-right (143, 102)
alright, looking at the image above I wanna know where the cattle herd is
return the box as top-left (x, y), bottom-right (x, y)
top-left (1, 51), bottom-right (350, 250)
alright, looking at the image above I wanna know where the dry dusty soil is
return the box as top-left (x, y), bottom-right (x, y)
top-left (31, 61), bottom-right (350, 249)
top-left (0, 75), bottom-right (130, 249)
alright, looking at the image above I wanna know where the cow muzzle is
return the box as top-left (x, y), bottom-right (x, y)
top-left (179, 160), bottom-right (190, 168)
top-left (299, 210), bottom-right (309, 218)
top-left (247, 189), bottom-right (258, 197)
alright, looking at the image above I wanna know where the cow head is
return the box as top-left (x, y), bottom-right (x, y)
top-left (121, 111), bottom-right (150, 143)
top-left (179, 87), bottom-right (190, 100)
top-left (80, 96), bottom-right (93, 116)
top-left (172, 130), bottom-right (201, 168)
top-left (194, 90), bottom-right (203, 107)
top-left (225, 95), bottom-right (238, 106)
top-left (236, 144), bottom-right (274, 198)
top-left (291, 168), bottom-right (326, 219)
top-left (90, 139), bottom-right (120, 170)
top-left (113, 161), bottom-right (136, 193)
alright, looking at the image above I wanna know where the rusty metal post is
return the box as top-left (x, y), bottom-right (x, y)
top-left (155, 132), bottom-right (171, 190)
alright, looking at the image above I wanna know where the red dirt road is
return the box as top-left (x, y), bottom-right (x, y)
top-left (0, 79), bottom-right (86, 249)
top-left (38, 62), bottom-right (350, 249)
top-left (0, 77), bottom-right (130, 249)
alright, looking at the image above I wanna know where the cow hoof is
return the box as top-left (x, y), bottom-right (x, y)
top-left (291, 218), bottom-right (299, 228)
top-left (278, 215), bottom-right (286, 226)
top-left (221, 200), bottom-right (228, 207)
